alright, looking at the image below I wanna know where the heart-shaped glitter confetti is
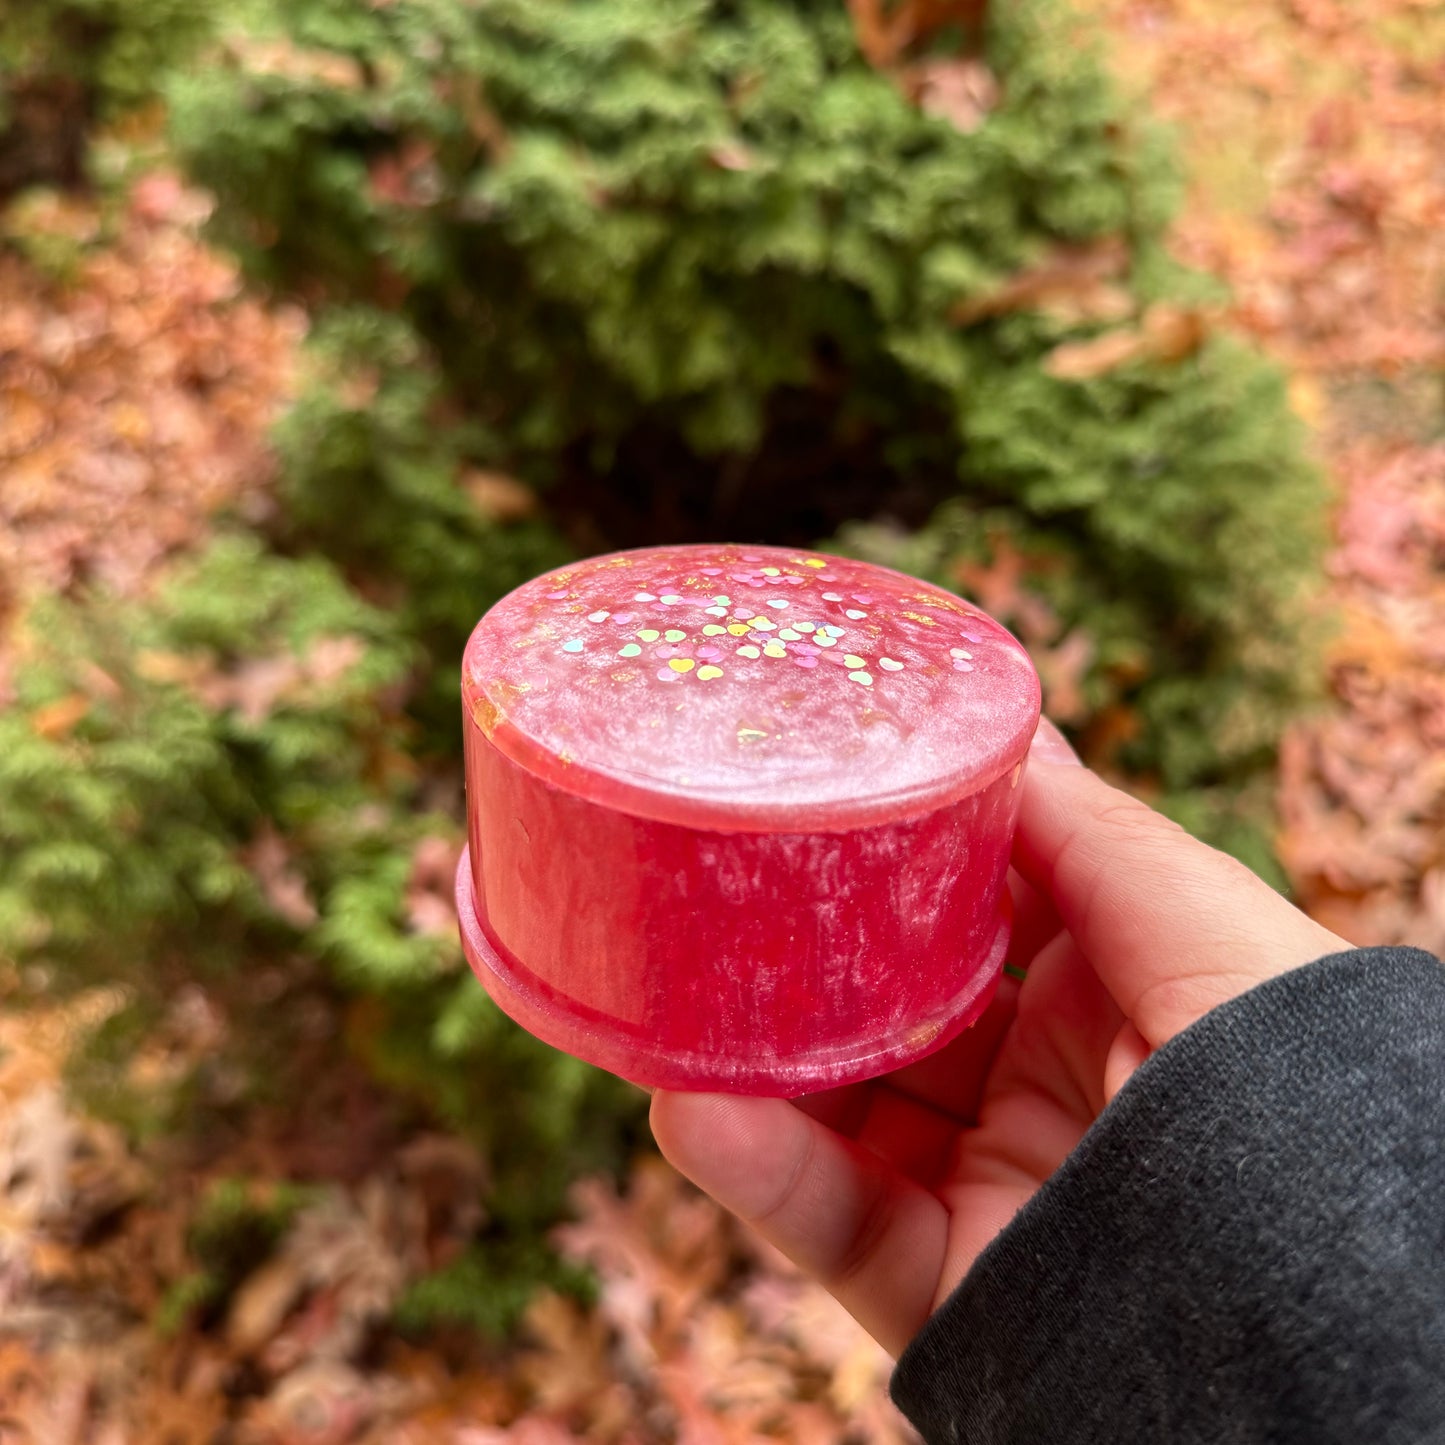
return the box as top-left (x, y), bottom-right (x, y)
top-left (497, 550), bottom-right (1022, 768)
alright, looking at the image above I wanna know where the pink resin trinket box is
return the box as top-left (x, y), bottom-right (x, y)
top-left (457, 543), bottom-right (1041, 1094)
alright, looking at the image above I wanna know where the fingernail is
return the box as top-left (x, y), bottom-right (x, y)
top-left (1029, 717), bottom-right (1083, 767)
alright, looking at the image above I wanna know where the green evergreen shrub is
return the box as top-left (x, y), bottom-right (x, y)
top-left (172, 0), bottom-right (1325, 839)
top-left (0, 535), bottom-right (643, 1235)
top-left (272, 307), bottom-right (570, 739)
top-left (0, 534), bottom-right (415, 971)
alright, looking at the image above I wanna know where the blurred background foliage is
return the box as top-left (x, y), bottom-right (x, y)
top-left (0, 0), bottom-right (1341, 1383)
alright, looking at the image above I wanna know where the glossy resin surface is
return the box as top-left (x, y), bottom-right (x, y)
top-left (458, 544), bottom-right (1041, 1093)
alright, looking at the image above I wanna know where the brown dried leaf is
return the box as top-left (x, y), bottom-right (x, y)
top-left (706, 141), bottom-right (757, 173)
top-left (30, 692), bottom-right (91, 740)
top-left (1043, 305), bottom-right (1209, 380)
top-left (1034, 630), bottom-right (1095, 724)
top-left (950, 535), bottom-right (1059, 645)
top-left (226, 37), bottom-right (366, 91)
top-left (462, 469), bottom-right (539, 524)
top-left (950, 239), bottom-right (1131, 327)
top-left (906, 58), bottom-right (999, 135)
top-left (848, 0), bottom-right (989, 70)
top-left (404, 835), bottom-right (463, 939)
top-left (241, 823), bottom-right (319, 931)
top-left (1042, 327), bottom-right (1146, 380)
top-left (0, 176), bottom-right (299, 658)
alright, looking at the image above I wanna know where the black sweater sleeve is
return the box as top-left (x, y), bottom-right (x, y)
top-left (890, 946), bottom-right (1445, 1445)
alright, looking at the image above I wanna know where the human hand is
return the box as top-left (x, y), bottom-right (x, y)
top-left (649, 721), bottom-right (1348, 1357)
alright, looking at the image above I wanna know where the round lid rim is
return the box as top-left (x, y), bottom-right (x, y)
top-left (465, 705), bottom-right (1039, 832)
top-left (462, 545), bottom-right (1043, 832)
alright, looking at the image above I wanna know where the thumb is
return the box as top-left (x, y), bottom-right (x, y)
top-left (1012, 759), bottom-right (1347, 1048)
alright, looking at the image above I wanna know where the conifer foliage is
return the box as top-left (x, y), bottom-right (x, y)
top-left (174, 0), bottom-right (1326, 825)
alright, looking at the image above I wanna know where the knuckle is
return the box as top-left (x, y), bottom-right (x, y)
top-left (829, 1171), bottom-right (898, 1290)
top-left (748, 1124), bottom-right (816, 1232)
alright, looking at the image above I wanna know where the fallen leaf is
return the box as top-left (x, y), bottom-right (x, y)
top-left (461, 469), bottom-right (539, 524)
top-left (30, 692), bottom-right (91, 739)
top-left (950, 239), bottom-right (1132, 327)
top-left (1044, 305), bottom-right (1209, 379)
top-left (906, 58), bottom-right (999, 134)
top-left (241, 823), bottom-right (319, 930)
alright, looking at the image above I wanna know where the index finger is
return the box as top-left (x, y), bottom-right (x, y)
top-left (1011, 759), bottom-right (1346, 1045)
